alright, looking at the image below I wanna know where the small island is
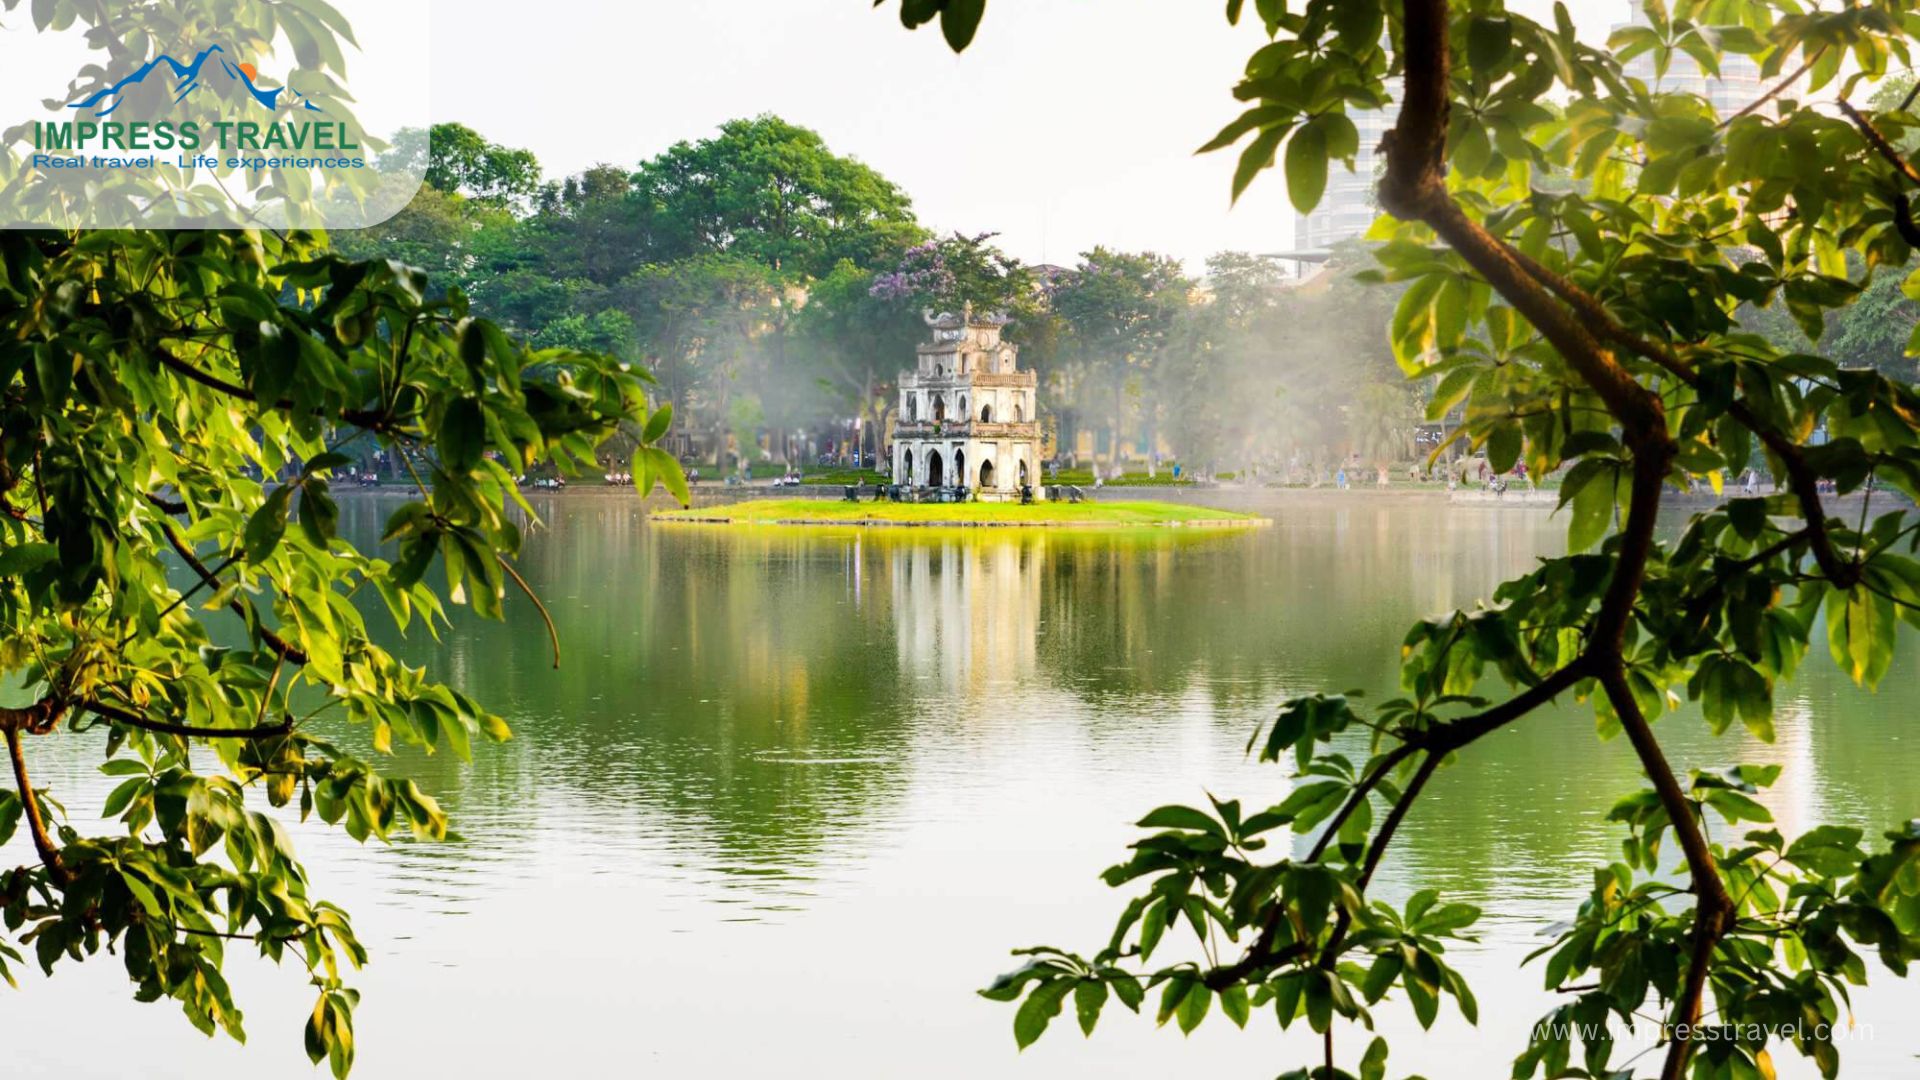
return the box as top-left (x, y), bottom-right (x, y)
top-left (655, 307), bottom-right (1261, 529)
top-left (651, 498), bottom-right (1262, 529)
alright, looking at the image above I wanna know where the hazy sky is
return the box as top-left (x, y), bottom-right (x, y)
top-left (0, 0), bottom-right (1628, 270)
top-left (421, 1), bottom-right (1638, 272)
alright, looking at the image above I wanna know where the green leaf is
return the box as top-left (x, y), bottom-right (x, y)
top-left (1014, 979), bottom-right (1070, 1049)
top-left (940, 0), bottom-right (985, 51)
top-left (1175, 981), bottom-right (1211, 1034)
top-left (33, 346), bottom-right (72, 408)
top-left (1566, 464), bottom-right (1615, 552)
top-left (298, 482), bottom-right (340, 548)
top-left (1827, 587), bottom-right (1895, 687)
top-left (1360, 1035), bottom-right (1390, 1080)
top-left (438, 398), bottom-right (486, 472)
top-left (0, 543), bottom-right (58, 577)
top-left (1137, 804), bottom-right (1224, 835)
top-left (642, 401), bottom-right (674, 444)
top-left (1074, 979), bottom-right (1107, 1036)
top-left (1232, 124), bottom-right (1288, 205)
top-left (1218, 983), bottom-right (1250, 1029)
top-left (1468, 16), bottom-right (1513, 72)
top-left (1284, 118), bottom-right (1330, 215)
top-left (1487, 423), bottom-right (1522, 474)
top-left (245, 487), bottom-right (293, 563)
top-left (0, 791), bottom-right (22, 848)
top-left (640, 446), bottom-right (691, 506)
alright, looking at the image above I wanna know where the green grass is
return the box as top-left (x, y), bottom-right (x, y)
top-left (1048, 469), bottom-right (1197, 487)
top-left (651, 498), bottom-right (1260, 527)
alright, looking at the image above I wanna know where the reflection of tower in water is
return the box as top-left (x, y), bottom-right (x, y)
top-left (890, 536), bottom-right (1043, 695)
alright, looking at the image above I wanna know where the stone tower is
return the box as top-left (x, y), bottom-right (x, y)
top-left (892, 304), bottom-right (1040, 500)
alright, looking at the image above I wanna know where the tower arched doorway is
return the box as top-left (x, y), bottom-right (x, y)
top-left (979, 459), bottom-right (995, 489)
top-left (980, 404), bottom-right (993, 422)
top-left (1018, 458), bottom-right (1029, 487)
top-left (953, 448), bottom-right (965, 487)
top-left (926, 449), bottom-right (944, 487)
top-left (901, 448), bottom-right (914, 484)
top-left (933, 396), bottom-right (946, 423)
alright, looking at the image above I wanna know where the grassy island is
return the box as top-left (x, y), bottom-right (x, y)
top-left (650, 498), bottom-right (1262, 528)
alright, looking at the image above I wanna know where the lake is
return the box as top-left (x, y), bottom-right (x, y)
top-left (5, 491), bottom-right (1915, 1078)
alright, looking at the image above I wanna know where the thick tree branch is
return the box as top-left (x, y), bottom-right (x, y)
top-left (6, 727), bottom-right (69, 885)
top-left (1598, 667), bottom-right (1731, 1080)
top-left (1840, 98), bottom-right (1920, 187)
top-left (0, 696), bottom-right (66, 736)
top-left (1377, 13), bottom-right (1729, 1080)
top-left (83, 699), bottom-right (293, 741)
top-left (1410, 654), bottom-right (1594, 751)
top-left (1498, 245), bottom-right (1856, 587)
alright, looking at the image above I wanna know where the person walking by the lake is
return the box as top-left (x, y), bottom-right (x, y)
top-left (1336, 466), bottom-right (1348, 489)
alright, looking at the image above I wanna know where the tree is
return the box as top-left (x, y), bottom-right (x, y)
top-left (1347, 381), bottom-right (1416, 473)
top-left (0, 11), bottom-right (686, 1080)
top-left (384, 123), bottom-right (545, 209)
top-left (792, 258), bottom-right (922, 466)
top-left (1048, 249), bottom-right (1193, 469)
top-left (632, 114), bottom-right (921, 282)
top-left (616, 254), bottom-right (784, 468)
top-left (891, 3), bottom-right (1920, 1079)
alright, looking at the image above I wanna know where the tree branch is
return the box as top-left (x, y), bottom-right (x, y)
top-left (497, 554), bottom-right (561, 670)
top-left (1840, 98), bottom-right (1920, 187)
top-left (155, 514), bottom-right (310, 666)
top-left (1715, 45), bottom-right (1826, 131)
top-left (1377, 15), bottom-right (1730, 1080)
top-left (6, 727), bottom-right (69, 885)
top-left (153, 347), bottom-right (393, 432)
top-left (1598, 667), bottom-right (1732, 1080)
top-left (1497, 245), bottom-right (1856, 588)
top-left (82, 699), bottom-right (294, 741)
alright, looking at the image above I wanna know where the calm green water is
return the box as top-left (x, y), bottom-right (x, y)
top-left (6, 492), bottom-right (1916, 1078)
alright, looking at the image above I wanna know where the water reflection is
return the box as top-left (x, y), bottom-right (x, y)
top-left (3, 492), bottom-right (1914, 1079)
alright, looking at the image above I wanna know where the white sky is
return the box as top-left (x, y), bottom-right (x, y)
top-left (0, 0), bottom-right (1630, 269)
top-left (423, 0), bottom-right (1638, 272)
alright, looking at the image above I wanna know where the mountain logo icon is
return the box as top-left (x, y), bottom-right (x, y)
top-left (67, 44), bottom-right (323, 118)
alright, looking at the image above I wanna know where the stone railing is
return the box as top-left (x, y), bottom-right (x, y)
top-left (893, 419), bottom-right (1040, 439)
top-left (900, 370), bottom-right (1037, 389)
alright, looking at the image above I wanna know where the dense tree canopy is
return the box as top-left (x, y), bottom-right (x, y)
top-left (384, 124), bottom-right (546, 209)
top-left (339, 108), bottom-right (1459, 481)
top-left (887, 1), bottom-right (1920, 1079)
top-left (632, 115), bottom-right (922, 281)
top-left (0, 7), bottom-right (685, 1078)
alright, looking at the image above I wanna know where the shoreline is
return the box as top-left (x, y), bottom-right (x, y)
top-left (648, 497), bottom-right (1265, 529)
top-left (653, 514), bottom-right (1267, 529)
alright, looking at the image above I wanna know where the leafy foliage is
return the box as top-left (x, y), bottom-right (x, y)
top-left (0, 10), bottom-right (686, 1079)
top-left (887, 0), bottom-right (1920, 1076)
